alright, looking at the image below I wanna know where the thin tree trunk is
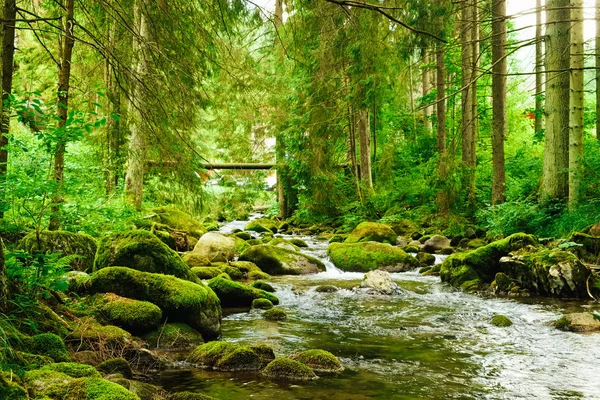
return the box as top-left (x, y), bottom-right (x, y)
top-left (49, 0), bottom-right (75, 231)
top-left (471, 0), bottom-right (479, 156)
top-left (104, 5), bottom-right (121, 195)
top-left (436, 44), bottom-right (446, 155)
top-left (492, 0), bottom-right (506, 205)
top-left (569, 0), bottom-right (584, 209)
top-left (0, 242), bottom-right (6, 312)
top-left (0, 0), bottom-right (16, 220)
top-left (274, 0), bottom-right (287, 218)
top-left (409, 61), bottom-right (416, 136)
top-left (541, 0), bottom-right (570, 200)
top-left (596, 0), bottom-right (600, 140)
top-left (535, 0), bottom-right (544, 137)
top-left (357, 109), bottom-right (373, 192)
top-left (461, 0), bottom-right (476, 206)
top-left (423, 50), bottom-right (433, 132)
top-left (124, 0), bottom-right (148, 211)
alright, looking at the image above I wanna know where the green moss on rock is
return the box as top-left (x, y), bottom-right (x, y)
top-left (290, 349), bottom-right (344, 374)
top-left (171, 392), bottom-right (216, 400)
top-left (240, 245), bottom-right (325, 275)
top-left (314, 285), bottom-right (338, 293)
top-left (88, 267), bottom-right (222, 340)
top-left (149, 206), bottom-right (206, 237)
top-left (328, 242), bottom-right (419, 272)
top-left (252, 298), bottom-right (274, 310)
top-left (31, 333), bottom-right (70, 362)
top-left (142, 322), bottom-right (204, 350)
top-left (97, 358), bottom-right (133, 379)
top-left (220, 265), bottom-right (243, 281)
top-left (245, 218), bottom-right (278, 233)
top-left (491, 315), bottom-right (513, 327)
top-left (250, 281), bottom-right (275, 292)
top-left (94, 230), bottom-right (196, 281)
top-left (183, 253), bottom-right (212, 268)
top-left (191, 267), bottom-right (222, 280)
top-left (99, 293), bottom-right (163, 334)
top-left (289, 238), bottom-right (308, 248)
top-left (188, 341), bottom-right (275, 371)
top-left (18, 230), bottom-right (97, 272)
top-left (0, 371), bottom-right (28, 400)
top-left (234, 231), bottom-right (252, 241)
top-left (41, 362), bottom-right (101, 378)
top-left (208, 277), bottom-right (279, 308)
top-left (263, 308), bottom-right (287, 321)
top-left (345, 222), bottom-right (397, 244)
top-left (261, 357), bottom-right (317, 381)
top-left (267, 238), bottom-right (299, 252)
top-left (192, 232), bottom-right (237, 263)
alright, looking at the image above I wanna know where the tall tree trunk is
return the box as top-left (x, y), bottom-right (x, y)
top-left (461, 0), bottom-right (476, 207)
top-left (0, 0), bottom-right (16, 220)
top-left (357, 109), bottom-right (373, 192)
top-left (568, 0), bottom-right (584, 209)
top-left (274, 0), bottom-right (287, 218)
top-left (535, 0), bottom-right (544, 137)
top-left (491, 0), bottom-right (506, 205)
top-left (124, 0), bottom-right (149, 211)
top-left (541, 0), bottom-right (570, 200)
top-left (0, 241), bottom-right (6, 312)
top-left (596, 0), bottom-right (600, 140)
top-left (422, 50), bottom-right (433, 132)
top-left (436, 42), bottom-right (449, 213)
top-left (471, 0), bottom-right (479, 157)
top-left (49, 0), bottom-right (75, 231)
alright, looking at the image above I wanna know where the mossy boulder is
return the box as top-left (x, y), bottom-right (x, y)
top-left (385, 219), bottom-right (417, 236)
top-left (290, 349), bottom-right (344, 374)
top-left (94, 230), bottom-right (196, 282)
top-left (106, 375), bottom-right (168, 400)
top-left (417, 252), bottom-right (436, 266)
top-left (555, 313), bottom-right (600, 332)
top-left (251, 281), bottom-right (275, 292)
top-left (97, 293), bottom-right (163, 334)
top-left (491, 315), bottom-right (513, 327)
top-left (97, 358), bottom-right (133, 379)
top-left (422, 235), bottom-right (451, 253)
top-left (31, 333), bottom-right (70, 362)
top-left (18, 230), bottom-right (97, 272)
top-left (23, 369), bottom-right (140, 400)
top-left (41, 362), bottom-right (101, 378)
top-left (182, 253), bottom-right (212, 268)
top-left (188, 341), bottom-right (275, 371)
top-left (569, 232), bottom-right (600, 260)
top-left (440, 233), bottom-right (538, 292)
top-left (234, 231), bottom-right (252, 241)
top-left (0, 371), bottom-right (28, 400)
top-left (263, 308), bottom-right (287, 321)
top-left (261, 357), bottom-right (317, 381)
top-left (68, 319), bottom-right (134, 353)
top-left (219, 265), bottom-right (243, 281)
top-left (345, 222), bottom-right (397, 245)
top-left (192, 232), bottom-right (236, 263)
top-left (240, 245), bottom-right (325, 275)
top-left (230, 261), bottom-right (270, 280)
top-left (498, 248), bottom-right (590, 298)
top-left (315, 285), bottom-right (338, 293)
top-left (12, 351), bottom-right (54, 370)
top-left (148, 206), bottom-right (206, 237)
top-left (208, 277), bottom-right (279, 308)
top-left (268, 238), bottom-right (299, 252)
top-left (252, 298), bottom-right (274, 310)
top-left (289, 238), bottom-right (308, 248)
top-left (88, 267), bottom-right (222, 340)
top-left (142, 323), bottom-right (204, 350)
top-left (245, 218), bottom-right (278, 233)
top-left (328, 242), bottom-right (419, 272)
top-left (171, 392), bottom-right (216, 400)
top-left (191, 267), bottom-right (222, 280)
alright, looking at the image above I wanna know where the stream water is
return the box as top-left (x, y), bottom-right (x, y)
top-left (155, 217), bottom-right (600, 400)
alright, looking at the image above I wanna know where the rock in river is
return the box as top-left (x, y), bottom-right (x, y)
top-left (359, 270), bottom-right (401, 295)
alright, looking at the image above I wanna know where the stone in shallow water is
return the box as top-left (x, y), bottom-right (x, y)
top-left (359, 270), bottom-right (402, 295)
top-left (555, 313), bottom-right (600, 332)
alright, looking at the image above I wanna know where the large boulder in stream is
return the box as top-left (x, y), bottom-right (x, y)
top-left (94, 230), bottom-right (196, 282)
top-left (239, 245), bottom-right (325, 275)
top-left (245, 218), bottom-right (278, 234)
top-left (422, 235), bottom-right (451, 253)
top-left (328, 242), bottom-right (419, 272)
top-left (345, 222), bottom-right (397, 245)
top-left (207, 276), bottom-right (279, 308)
top-left (192, 232), bottom-right (236, 263)
top-left (555, 313), bottom-right (600, 332)
top-left (18, 230), bottom-right (97, 272)
top-left (85, 267), bottom-right (222, 340)
top-left (188, 341), bottom-right (275, 371)
top-left (146, 206), bottom-right (207, 237)
top-left (359, 270), bottom-right (401, 295)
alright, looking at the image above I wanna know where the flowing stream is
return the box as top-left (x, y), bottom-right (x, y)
top-left (155, 218), bottom-right (600, 400)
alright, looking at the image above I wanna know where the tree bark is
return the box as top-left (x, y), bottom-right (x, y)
top-left (461, 0), bottom-right (476, 207)
top-left (568, 0), bottom-right (584, 209)
top-left (422, 50), bottom-right (433, 132)
top-left (49, 0), bottom-right (75, 231)
top-left (471, 0), bottom-right (479, 155)
top-left (274, 0), bottom-right (287, 218)
top-left (124, 0), bottom-right (149, 211)
top-left (357, 108), bottom-right (373, 192)
top-left (436, 42), bottom-right (449, 213)
top-left (541, 0), bottom-right (570, 200)
top-left (0, 241), bottom-right (6, 312)
top-left (0, 0), bottom-right (16, 220)
top-left (535, 0), bottom-right (544, 137)
top-left (491, 0), bottom-right (506, 205)
top-left (596, 0), bottom-right (600, 140)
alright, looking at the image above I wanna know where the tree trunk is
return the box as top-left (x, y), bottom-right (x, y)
top-left (124, 0), bottom-right (149, 211)
top-left (471, 0), bottom-right (479, 154)
top-left (491, 0), bottom-right (506, 205)
top-left (274, 0), bottom-right (287, 218)
top-left (0, 241), bottom-right (6, 312)
top-left (568, 0), bottom-right (584, 209)
top-left (535, 0), bottom-right (544, 137)
top-left (49, 0), bottom-right (75, 231)
top-left (541, 0), bottom-right (570, 200)
top-left (461, 0), bottom-right (476, 207)
top-left (596, 0), bottom-right (600, 140)
top-left (422, 50), bottom-right (433, 132)
top-left (0, 0), bottom-right (16, 220)
top-left (436, 42), bottom-right (449, 213)
top-left (357, 108), bottom-right (373, 192)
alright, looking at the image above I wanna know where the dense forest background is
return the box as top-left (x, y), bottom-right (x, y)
top-left (0, 0), bottom-right (599, 240)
